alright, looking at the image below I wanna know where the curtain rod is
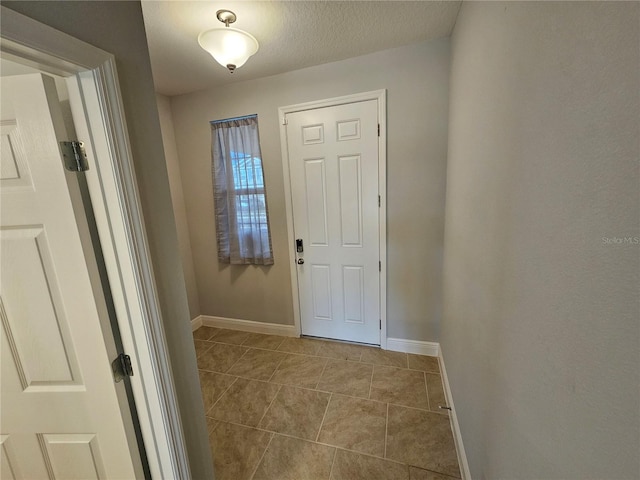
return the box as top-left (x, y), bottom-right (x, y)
top-left (210, 114), bottom-right (257, 125)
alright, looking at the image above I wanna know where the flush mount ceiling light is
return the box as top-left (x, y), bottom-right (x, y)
top-left (198, 9), bottom-right (259, 74)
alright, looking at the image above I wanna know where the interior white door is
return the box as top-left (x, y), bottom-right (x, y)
top-left (0, 74), bottom-right (139, 479)
top-left (286, 99), bottom-right (380, 344)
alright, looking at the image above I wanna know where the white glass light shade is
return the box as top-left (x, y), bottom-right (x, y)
top-left (198, 28), bottom-right (259, 70)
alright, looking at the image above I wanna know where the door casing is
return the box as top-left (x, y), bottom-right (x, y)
top-left (0, 6), bottom-right (191, 479)
top-left (278, 90), bottom-right (388, 349)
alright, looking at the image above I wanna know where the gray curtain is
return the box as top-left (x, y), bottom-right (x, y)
top-left (211, 115), bottom-right (274, 265)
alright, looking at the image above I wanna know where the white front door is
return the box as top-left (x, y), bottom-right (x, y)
top-left (286, 99), bottom-right (381, 345)
top-left (0, 74), bottom-right (139, 479)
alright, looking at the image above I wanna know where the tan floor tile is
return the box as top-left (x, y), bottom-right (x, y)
top-left (194, 339), bottom-right (214, 358)
top-left (253, 434), bottom-right (335, 480)
top-left (277, 337), bottom-right (323, 355)
top-left (213, 329), bottom-right (251, 345)
top-left (227, 348), bottom-right (286, 381)
top-left (386, 405), bottom-right (460, 478)
top-left (193, 326), bottom-right (220, 341)
top-left (209, 421), bottom-right (271, 480)
top-left (370, 365), bottom-right (429, 410)
top-left (259, 386), bottom-right (330, 440)
top-left (205, 416), bottom-right (219, 435)
top-left (317, 341), bottom-right (365, 361)
top-left (426, 373), bottom-right (448, 414)
top-left (197, 342), bottom-right (248, 373)
top-left (330, 450), bottom-right (409, 480)
top-left (242, 333), bottom-right (286, 350)
top-left (317, 359), bottom-right (373, 398)
top-left (361, 348), bottom-right (408, 368)
top-left (409, 466), bottom-right (460, 480)
top-left (210, 378), bottom-right (280, 427)
top-left (199, 370), bottom-right (236, 412)
top-left (408, 354), bottom-right (440, 373)
top-left (270, 354), bottom-right (328, 388)
top-left (317, 394), bottom-right (387, 457)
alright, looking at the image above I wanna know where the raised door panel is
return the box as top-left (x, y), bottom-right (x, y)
top-left (342, 266), bottom-right (365, 324)
top-left (336, 119), bottom-right (360, 141)
top-left (302, 124), bottom-right (324, 145)
top-left (40, 434), bottom-right (106, 480)
top-left (1, 435), bottom-right (20, 480)
top-left (303, 158), bottom-right (329, 246)
top-left (310, 264), bottom-right (332, 321)
top-left (338, 155), bottom-right (363, 247)
top-left (0, 120), bottom-right (31, 191)
top-left (0, 226), bottom-right (82, 391)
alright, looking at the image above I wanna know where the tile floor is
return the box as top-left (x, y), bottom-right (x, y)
top-left (193, 326), bottom-right (461, 480)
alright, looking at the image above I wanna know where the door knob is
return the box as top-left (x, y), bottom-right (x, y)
top-left (297, 258), bottom-right (304, 264)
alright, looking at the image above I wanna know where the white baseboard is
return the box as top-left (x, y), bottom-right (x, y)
top-left (439, 347), bottom-right (471, 480)
top-left (192, 315), bottom-right (298, 337)
top-left (191, 316), bottom-right (203, 332)
top-left (192, 318), bottom-right (440, 359)
top-left (386, 337), bottom-right (440, 357)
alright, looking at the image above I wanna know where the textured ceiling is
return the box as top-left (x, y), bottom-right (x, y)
top-left (142, 1), bottom-right (461, 96)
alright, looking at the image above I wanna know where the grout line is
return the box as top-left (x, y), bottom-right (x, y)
top-left (209, 339), bottom-right (251, 350)
top-left (267, 353), bottom-right (289, 382)
top-left (223, 346), bottom-right (251, 374)
top-left (207, 326), bottom-right (222, 341)
top-left (438, 373), bottom-right (449, 408)
top-left (202, 368), bottom-right (444, 414)
top-left (205, 337), bottom-right (424, 369)
top-left (193, 326), bottom-right (217, 343)
top-left (217, 419), bottom-right (286, 436)
top-left (271, 336), bottom-right (286, 351)
top-left (193, 333), bottom-right (210, 344)
top-left (425, 371), bottom-right (431, 411)
top-left (195, 340), bottom-right (216, 357)
top-left (203, 330), bottom-right (430, 370)
top-left (256, 384), bottom-right (283, 429)
top-left (239, 332), bottom-right (254, 347)
top-left (275, 342), bottom-right (420, 371)
top-left (206, 376), bottom-right (239, 416)
top-left (328, 447), bottom-right (338, 480)
top-left (276, 349), bottom-right (328, 359)
top-left (384, 402), bottom-right (389, 459)
top-left (249, 431), bottom-right (274, 480)
top-left (386, 401), bottom-right (449, 415)
top-left (407, 367), bottom-right (440, 374)
top-left (240, 335), bottom-right (287, 351)
top-left (328, 445), bottom-right (410, 467)
top-left (207, 416), bottom-right (221, 434)
top-left (368, 365), bottom-right (375, 400)
top-left (315, 393), bottom-right (333, 442)
top-left (214, 419), bottom-right (416, 468)
top-left (314, 357), bottom-right (330, 390)
top-left (197, 366), bottom-right (235, 376)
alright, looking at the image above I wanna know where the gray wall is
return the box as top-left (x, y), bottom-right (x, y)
top-left (157, 94), bottom-right (201, 319)
top-left (2, 2), bottom-right (214, 478)
top-left (441, 2), bottom-right (640, 478)
top-left (170, 39), bottom-right (450, 342)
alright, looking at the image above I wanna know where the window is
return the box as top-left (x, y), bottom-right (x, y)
top-left (211, 115), bottom-right (273, 265)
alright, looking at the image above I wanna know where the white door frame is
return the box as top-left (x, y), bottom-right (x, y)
top-left (0, 7), bottom-right (190, 479)
top-left (278, 90), bottom-right (388, 349)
